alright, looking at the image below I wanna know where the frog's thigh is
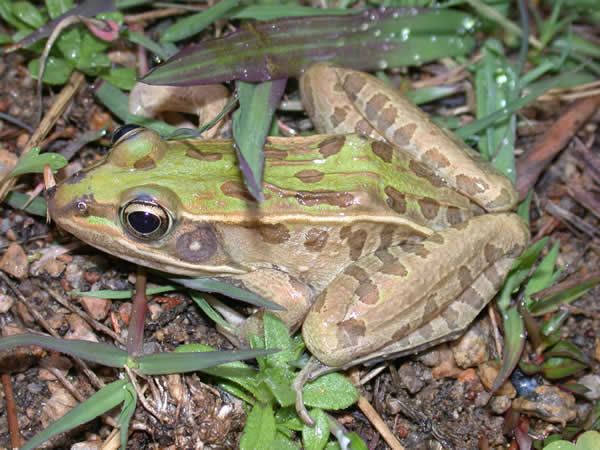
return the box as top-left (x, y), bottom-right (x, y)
top-left (302, 213), bottom-right (529, 368)
top-left (224, 268), bottom-right (314, 337)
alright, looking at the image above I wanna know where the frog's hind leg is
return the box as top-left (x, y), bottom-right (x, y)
top-left (301, 212), bottom-right (530, 369)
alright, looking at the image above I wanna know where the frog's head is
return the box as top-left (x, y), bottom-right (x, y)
top-left (47, 125), bottom-right (243, 277)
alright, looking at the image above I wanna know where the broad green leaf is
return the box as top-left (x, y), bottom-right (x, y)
top-left (6, 146), bottom-right (66, 178)
top-left (45, 0), bottom-right (73, 19)
top-left (264, 311), bottom-right (294, 367)
top-left (264, 367), bottom-right (296, 407)
top-left (0, 334), bottom-right (128, 367)
top-left (239, 403), bottom-right (276, 450)
top-left (100, 66), bottom-right (136, 91)
top-left (4, 191), bottom-right (47, 216)
top-left (23, 379), bottom-right (131, 450)
top-left (28, 56), bottom-right (74, 85)
top-left (12, 1), bottom-right (45, 28)
top-left (302, 408), bottom-right (329, 450)
top-left (57, 26), bottom-right (82, 64)
top-left (303, 373), bottom-right (359, 410)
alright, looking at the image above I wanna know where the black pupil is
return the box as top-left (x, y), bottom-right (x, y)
top-left (128, 211), bottom-right (160, 234)
top-left (111, 124), bottom-right (142, 144)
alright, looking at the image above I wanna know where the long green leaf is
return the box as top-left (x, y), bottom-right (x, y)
top-left (23, 379), bottom-right (130, 450)
top-left (137, 348), bottom-right (278, 375)
top-left (0, 334), bottom-right (128, 367)
top-left (233, 79), bottom-right (286, 202)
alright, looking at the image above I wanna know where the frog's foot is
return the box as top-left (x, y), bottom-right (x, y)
top-left (128, 82), bottom-right (231, 138)
top-left (292, 356), bottom-right (337, 426)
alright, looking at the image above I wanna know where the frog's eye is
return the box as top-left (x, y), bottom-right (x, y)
top-left (111, 124), bottom-right (144, 145)
top-left (120, 200), bottom-right (172, 241)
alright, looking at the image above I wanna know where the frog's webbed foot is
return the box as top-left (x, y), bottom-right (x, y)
top-left (292, 356), bottom-right (336, 426)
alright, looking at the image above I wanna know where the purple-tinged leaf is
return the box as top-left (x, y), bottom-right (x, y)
top-left (489, 307), bottom-right (526, 397)
top-left (10, 0), bottom-right (115, 49)
top-left (519, 302), bottom-right (541, 352)
top-left (84, 18), bottom-right (119, 41)
top-left (558, 383), bottom-right (590, 396)
top-left (142, 8), bottom-right (475, 86)
top-left (530, 275), bottom-right (600, 315)
top-left (233, 78), bottom-right (286, 202)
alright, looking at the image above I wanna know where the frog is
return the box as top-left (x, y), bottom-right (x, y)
top-left (46, 62), bottom-right (529, 423)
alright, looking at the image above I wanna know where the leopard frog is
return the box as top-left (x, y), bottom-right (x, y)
top-left (47, 63), bottom-right (529, 384)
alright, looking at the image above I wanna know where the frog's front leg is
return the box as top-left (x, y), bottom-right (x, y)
top-left (294, 212), bottom-right (529, 423)
top-left (212, 268), bottom-right (315, 345)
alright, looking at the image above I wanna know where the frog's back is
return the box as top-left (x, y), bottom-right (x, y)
top-left (170, 134), bottom-right (483, 229)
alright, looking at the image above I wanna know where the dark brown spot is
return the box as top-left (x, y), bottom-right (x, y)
top-left (265, 147), bottom-right (288, 160)
top-left (457, 266), bottom-right (473, 290)
top-left (221, 181), bottom-right (256, 202)
top-left (446, 206), bottom-right (465, 225)
top-left (484, 263), bottom-right (503, 287)
top-left (375, 249), bottom-right (408, 276)
top-left (344, 265), bottom-right (369, 282)
top-left (295, 169), bottom-right (324, 183)
top-left (378, 224), bottom-right (396, 250)
top-left (424, 147), bottom-right (451, 169)
top-left (133, 155), bottom-right (156, 170)
top-left (372, 141), bottom-right (393, 163)
top-left (304, 228), bottom-right (329, 251)
top-left (340, 226), bottom-right (352, 240)
top-left (456, 174), bottom-right (488, 196)
top-left (176, 225), bottom-right (217, 263)
top-left (392, 123), bottom-right (417, 146)
top-left (418, 198), bottom-right (441, 220)
top-left (402, 242), bottom-right (430, 258)
top-left (409, 160), bottom-right (445, 187)
top-left (356, 281), bottom-right (379, 305)
top-left (186, 149), bottom-right (223, 161)
top-left (392, 322), bottom-right (412, 340)
top-left (347, 229), bottom-right (367, 260)
top-left (296, 190), bottom-right (354, 208)
top-left (318, 136), bottom-right (344, 158)
top-left (355, 119), bottom-right (378, 138)
top-left (384, 186), bottom-right (407, 214)
top-left (365, 93), bottom-right (389, 122)
top-left (461, 286), bottom-right (485, 308)
top-left (484, 244), bottom-right (503, 265)
top-left (337, 318), bottom-right (366, 346)
top-left (443, 302), bottom-right (462, 323)
top-left (342, 73), bottom-right (367, 101)
top-left (257, 223), bottom-right (290, 244)
top-left (377, 106), bottom-right (398, 133)
top-left (414, 322), bottom-right (435, 340)
top-left (330, 107), bottom-right (348, 128)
